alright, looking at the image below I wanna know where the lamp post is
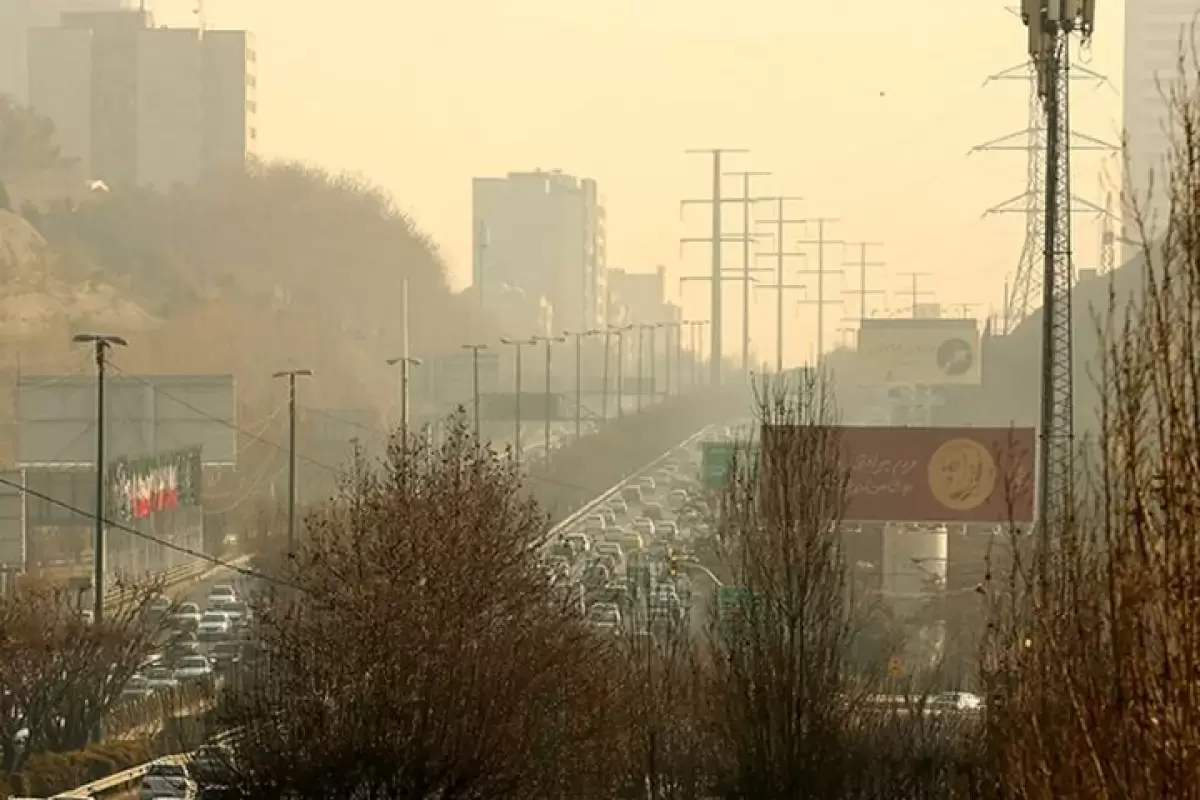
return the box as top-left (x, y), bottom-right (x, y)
top-left (460, 343), bottom-right (489, 440)
top-left (564, 330), bottom-right (600, 439)
top-left (271, 368), bottom-right (314, 558)
top-left (499, 337), bottom-right (536, 465)
top-left (609, 324), bottom-right (633, 418)
top-left (532, 334), bottom-right (566, 456)
top-left (73, 332), bottom-right (127, 625)
top-left (386, 356), bottom-right (423, 441)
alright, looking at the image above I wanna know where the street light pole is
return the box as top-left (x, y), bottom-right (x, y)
top-left (564, 330), bottom-right (599, 439)
top-left (386, 356), bottom-right (424, 441)
top-left (272, 368), bottom-right (313, 558)
top-left (500, 337), bottom-right (536, 465)
top-left (636, 325), bottom-right (646, 414)
top-left (610, 324), bottom-right (633, 418)
top-left (532, 335), bottom-right (566, 456)
top-left (460, 343), bottom-right (489, 440)
top-left (73, 332), bottom-right (127, 624)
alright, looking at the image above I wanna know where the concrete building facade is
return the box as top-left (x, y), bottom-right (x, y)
top-left (607, 266), bottom-right (681, 325)
top-left (1123, 1), bottom-right (1200, 260)
top-left (25, 9), bottom-right (255, 189)
top-left (472, 169), bottom-right (606, 335)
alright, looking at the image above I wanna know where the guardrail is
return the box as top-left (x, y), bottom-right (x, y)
top-left (105, 553), bottom-right (253, 610)
top-left (79, 426), bottom-right (716, 797)
top-left (547, 425), bottom-right (714, 538)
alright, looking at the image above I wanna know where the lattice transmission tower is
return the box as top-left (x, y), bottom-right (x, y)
top-left (974, 53), bottom-right (1112, 335)
top-left (1023, 0), bottom-right (1096, 534)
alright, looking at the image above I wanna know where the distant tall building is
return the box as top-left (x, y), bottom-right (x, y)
top-left (1123, 1), bottom-right (1200, 262)
top-left (606, 266), bottom-right (680, 325)
top-left (0, 0), bottom-right (129, 104)
top-left (472, 170), bottom-right (606, 334)
top-left (26, 9), bottom-right (256, 189)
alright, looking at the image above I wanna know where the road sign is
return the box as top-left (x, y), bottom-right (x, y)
top-left (701, 441), bottom-right (758, 489)
top-left (718, 586), bottom-right (748, 619)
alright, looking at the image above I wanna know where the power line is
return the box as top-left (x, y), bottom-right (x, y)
top-left (0, 473), bottom-right (297, 591)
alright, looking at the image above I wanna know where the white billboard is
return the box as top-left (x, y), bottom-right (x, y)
top-left (857, 318), bottom-right (981, 386)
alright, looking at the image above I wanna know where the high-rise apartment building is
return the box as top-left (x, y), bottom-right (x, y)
top-left (607, 266), bottom-right (681, 325)
top-left (0, 0), bottom-right (129, 104)
top-left (25, 9), bottom-right (255, 189)
top-left (472, 170), bottom-right (606, 334)
top-left (1123, 2), bottom-right (1200, 261)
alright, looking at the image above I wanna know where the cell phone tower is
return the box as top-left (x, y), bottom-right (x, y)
top-left (1023, 0), bottom-right (1096, 536)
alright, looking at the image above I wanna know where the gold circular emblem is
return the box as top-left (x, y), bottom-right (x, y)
top-left (927, 437), bottom-right (997, 511)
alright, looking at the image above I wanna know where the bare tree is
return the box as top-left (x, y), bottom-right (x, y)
top-left (211, 415), bottom-right (627, 799)
top-left (979, 47), bottom-right (1200, 797)
top-left (0, 579), bottom-right (171, 772)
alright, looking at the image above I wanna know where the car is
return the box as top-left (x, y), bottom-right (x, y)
top-left (197, 611), bottom-right (232, 641)
top-left (140, 761), bottom-right (196, 799)
top-left (145, 594), bottom-right (172, 618)
top-left (542, 555), bottom-right (571, 582)
top-left (657, 521), bottom-right (679, 540)
top-left (173, 654), bottom-right (214, 681)
top-left (601, 509), bottom-right (619, 529)
top-left (206, 584), bottom-right (237, 609)
top-left (209, 641), bottom-right (242, 672)
top-left (121, 675), bottom-right (155, 701)
top-left (637, 476), bottom-right (656, 493)
top-left (588, 602), bottom-right (622, 631)
top-left (620, 485), bottom-right (644, 505)
top-left (613, 532), bottom-right (644, 555)
top-left (143, 666), bottom-right (180, 692)
top-left (642, 502), bottom-right (666, 522)
top-left (929, 692), bottom-right (983, 712)
top-left (607, 498), bottom-right (628, 515)
top-left (171, 602), bottom-right (202, 630)
top-left (633, 518), bottom-right (656, 538)
top-left (583, 514), bottom-right (606, 533)
top-left (581, 562), bottom-right (611, 589)
top-left (594, 541), bottom-right (624, 564)
top-left (667, 489), bottom-right (689, 510)
top-left (564, 532), bottom-right (592, 556)
top-left (222, 601), bottom-right (250, 627)
top-left (166, 640), bottom-right (202, 664)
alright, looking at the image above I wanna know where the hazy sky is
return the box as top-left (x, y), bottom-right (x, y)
top-left (166, 0), bottom-right (1125, 364)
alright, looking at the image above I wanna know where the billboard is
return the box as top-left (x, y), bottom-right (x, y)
top-left (108, 446), bottom-right (202, 523)
top-left (0, 471), bottom-right (26, 571)
top-left (17, 374), bottom-right (236, 466)
top-left (480, 392), bottom-right (566, 422)
top-left (762, 425), bottom-right (1035, 523)
top-left (857, 319), bottom-right (981, 386)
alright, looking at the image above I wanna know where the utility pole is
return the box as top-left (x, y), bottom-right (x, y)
top-left (636, 324), bottom-right (647, 413)
top-left (681, 148), bottom-right (749, 385)
top-left (387, 356), bottom-right (423, 440)
top-left (724, 170), bottom-right (772, 371)
top-left (272, 368), bottom-right (313, 557)
top-left (842, 241), bottom-right (886, 323)
top-left (532, 335), bottom-right (564, 456)
top-left (564, 330), bottom-right (597, 439)
top-left (460, 343), bottom-right (489, 440)
top-left (499, 337), bottom-right (536, 465)
top-left (73, 333), bottom-right (127, 626)
top-left (756, 196), bottom-right (808, 372)
top-left (794, 218), bottom-right (846, 363)
top-left (1022, 0), bottom-right (1095, 536)
top-left (897, 272), bottom-right (935, 318)
top-left (474, 219), bottom-right (490, 309)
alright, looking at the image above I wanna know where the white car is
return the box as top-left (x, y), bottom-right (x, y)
top-left (197, 611), bottom-right (232, 640)
top-left (588, 602), bottom-right (622, 632)
top-left (171, 602), bottom-right (202, 629)
top-left (929, 692), bottom-right (983, 712)
top-left (173, 655), bottom-right (213, 681)
top-left (206, 584), bottom-right (238, 609)
top-left (143, 761), bottom-right (196, 797)
top-left (143, 667), bottom-right (179, 692)
top-left (120, 675), bottom-right (155, 701)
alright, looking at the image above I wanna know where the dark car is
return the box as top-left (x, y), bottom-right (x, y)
top-left (210, 641), bottom-right (242, 672)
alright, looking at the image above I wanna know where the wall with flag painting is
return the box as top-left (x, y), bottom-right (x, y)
top-left (107, 446), bottom-right (202, 523)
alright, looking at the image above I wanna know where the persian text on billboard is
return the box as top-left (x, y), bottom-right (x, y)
top-left (856, 319), bottom-right (981, 386)
top-left (766, 425), bottom-right (1035, 523)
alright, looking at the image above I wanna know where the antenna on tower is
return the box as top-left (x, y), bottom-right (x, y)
top-left (1100, 191), bottom-right (1115, 274)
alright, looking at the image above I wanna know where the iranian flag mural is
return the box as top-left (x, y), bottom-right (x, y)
top-left (108, 447), bottom-right (202, 522)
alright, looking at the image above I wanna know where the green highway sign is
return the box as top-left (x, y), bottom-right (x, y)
top-left (718, 586), bottom-right (748, 618)
top-left (701, 441), bottom-right (759, 488)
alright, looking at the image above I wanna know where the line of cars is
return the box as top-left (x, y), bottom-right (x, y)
top-left (543, 441), bottom-right (711, 638)
top-left (120, 581), bottom-right (254, 703)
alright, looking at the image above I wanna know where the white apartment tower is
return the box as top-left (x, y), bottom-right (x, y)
top-left (472, 170), bottom-right (607, 334)
top-left (1123, 1), bottom-right (1200, 261)
top-left (25, 9), bottom-right (256, 189)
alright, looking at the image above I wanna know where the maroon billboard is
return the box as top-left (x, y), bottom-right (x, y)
top-left (763, 426), bottom-right (1036, 523)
